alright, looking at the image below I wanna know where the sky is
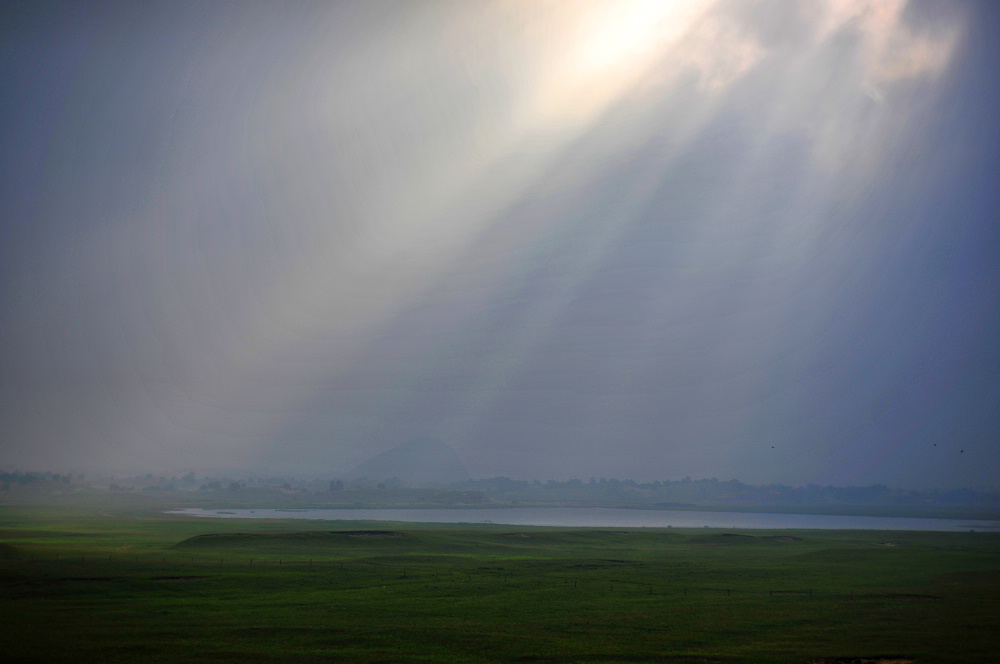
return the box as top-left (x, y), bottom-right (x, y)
top-left (1, 0), bottom-right (998, 489)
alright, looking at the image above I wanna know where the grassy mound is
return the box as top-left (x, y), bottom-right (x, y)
top-left (173, 530), bottom-right (408, 553)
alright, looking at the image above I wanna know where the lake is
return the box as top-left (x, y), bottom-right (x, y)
top-left (165, 506), bottom-right (1000, 532)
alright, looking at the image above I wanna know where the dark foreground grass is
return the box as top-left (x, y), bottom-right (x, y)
top-left (1, 505), bottom-right (998, 663)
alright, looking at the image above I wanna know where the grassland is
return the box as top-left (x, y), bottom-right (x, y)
top-left (1, 504), bottom-right (998, 663)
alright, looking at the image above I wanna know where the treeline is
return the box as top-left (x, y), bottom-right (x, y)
top-left (4, 469), bottom-right (999, 517)
top-left (456, 476), bottom-right (1000, 512)
top-left (0, 471), bottom-right (73, 490)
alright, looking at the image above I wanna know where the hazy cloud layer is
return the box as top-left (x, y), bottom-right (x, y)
top-left (2, 1), bottom-right (998, 488)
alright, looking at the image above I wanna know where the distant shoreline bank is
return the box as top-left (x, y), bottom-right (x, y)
top-left (165, 505), bottom-right (1000, 532)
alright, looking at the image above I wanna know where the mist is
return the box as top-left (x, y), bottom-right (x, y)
top-left (2, 0), bottom-right (998, 490)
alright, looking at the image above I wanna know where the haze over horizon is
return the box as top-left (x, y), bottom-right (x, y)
top-left (2, 1), bottom-right (998, 490)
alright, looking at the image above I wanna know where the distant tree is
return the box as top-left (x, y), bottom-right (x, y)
top-left (328, 479), bottom-right (344, 492)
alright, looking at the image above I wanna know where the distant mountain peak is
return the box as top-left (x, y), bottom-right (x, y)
top-left (349, 438), bottom-right (469, 486)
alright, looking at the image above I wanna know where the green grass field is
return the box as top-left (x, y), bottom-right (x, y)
top-left (1, 504), bottom-right (998, 663)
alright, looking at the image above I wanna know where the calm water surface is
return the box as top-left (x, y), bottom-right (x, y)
top-left (166, 506), bottom-right (999, 532)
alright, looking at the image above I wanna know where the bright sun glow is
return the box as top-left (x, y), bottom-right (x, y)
top-left (529, 0), bottom-right (713, 127)
top-left (576, 0), bottom-right (701, 75)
